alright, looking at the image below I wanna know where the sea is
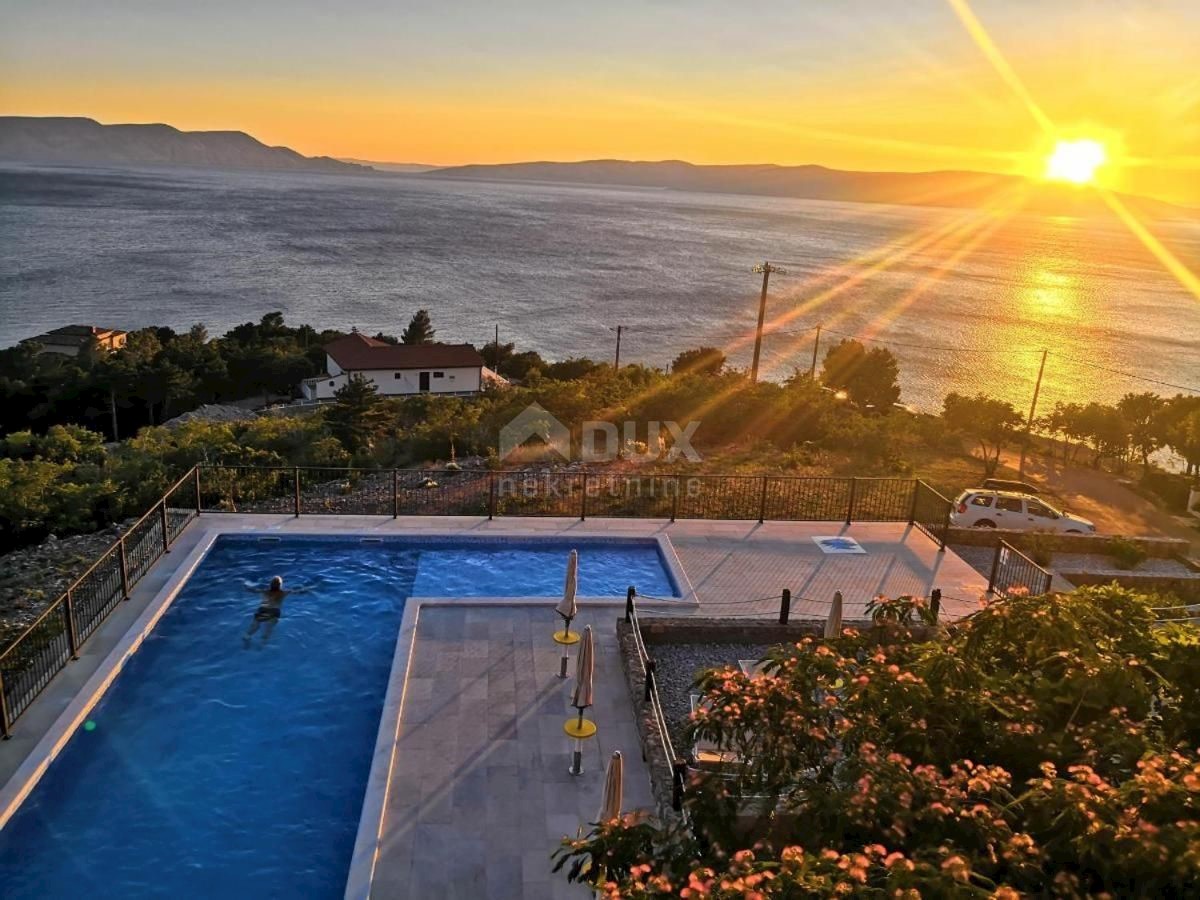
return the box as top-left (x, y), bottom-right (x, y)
top-left (1, 164), bottom-right (1198, 416)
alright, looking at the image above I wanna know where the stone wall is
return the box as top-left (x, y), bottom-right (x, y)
top-left (946, 527), bottom-right (1189, 559)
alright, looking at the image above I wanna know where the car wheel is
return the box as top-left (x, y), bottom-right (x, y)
top-left (974, 519), bottom-right (997, 528)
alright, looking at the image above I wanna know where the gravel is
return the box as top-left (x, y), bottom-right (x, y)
top-left (948, 544), bottom-right (994, 580)
top-left (651, 641), bottom-right (776, 755)
top-left (162, 404), bottom-right (259, 427)
top-left (1051, 552), bottom-right (1196, 576)
top-left (0, 524), bottom-right (129, 648)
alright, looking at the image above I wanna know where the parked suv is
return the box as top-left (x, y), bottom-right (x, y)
top-left (950, 489), bottom-right (1096, 533)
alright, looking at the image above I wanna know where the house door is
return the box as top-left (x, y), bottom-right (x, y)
top-left (418, 371), bottom-right (431, 392)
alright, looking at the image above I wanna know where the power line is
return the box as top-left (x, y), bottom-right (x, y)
top-left (1048, 355), bottom-right (1200, 395)
top-left (816, 326), bottom-right (1044, 354)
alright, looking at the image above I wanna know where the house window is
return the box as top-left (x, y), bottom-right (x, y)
top-left (433, 372), bottom-right (445, 378)
top-left (329, 380), bottom-right (335, 387)
top-left (394, 372), bottom-right (402, 379)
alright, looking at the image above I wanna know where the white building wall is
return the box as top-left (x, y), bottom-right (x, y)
top-left (302, 366), bottom-right (482, 401)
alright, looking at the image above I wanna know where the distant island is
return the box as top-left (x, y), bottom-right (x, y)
top-left (428, 159), bottom-right (1191, 220)
top-left (0, 116), bottom-right (371, 174)
top-left (2, 116), bottom-right (1189, 218)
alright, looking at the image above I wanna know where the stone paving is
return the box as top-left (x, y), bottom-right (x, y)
top-left (371, 605), bottom-right (649, 899)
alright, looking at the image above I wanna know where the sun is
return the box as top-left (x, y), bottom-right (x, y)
top-left (1044, 139), bottom-right (1107, 185)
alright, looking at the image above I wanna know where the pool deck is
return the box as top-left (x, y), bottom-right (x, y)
top-left (368, 604), bottom-right (650, 899)
top-left (0, 513), bottom-right (987, 898)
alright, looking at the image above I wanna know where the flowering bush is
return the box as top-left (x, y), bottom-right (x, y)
top-left (864, 593), bottom-right (938, 627)
top-left (556, 585), bottom-right (1200, 896)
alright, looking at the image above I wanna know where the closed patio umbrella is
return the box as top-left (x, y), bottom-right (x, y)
top-left (597, 750), bottom-right (624, 823)
top-left (572, 625), bottom-right (595, 715)
top-left (824, 590), bottom-right (844, 639)
top-left (556, 549), bottom-right (579, 621)
top-left (555, 550), bottom-right (580, 677)
top-left (567, 625), bottom-right (596, 776)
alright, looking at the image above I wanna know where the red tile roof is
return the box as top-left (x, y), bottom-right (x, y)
top-left (324, 333), bottom-right (484, 371)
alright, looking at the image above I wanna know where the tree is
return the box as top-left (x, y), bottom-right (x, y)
top-left (324, 375), bottom-right (391, 454)
top-left (1165, 401), bottom-right (1200, 476)
top-left (820, 339), bottom-right (900, 410)
top-left (671, 346), bottom-right (726, 377)
top-left (942, 392), bottom-right (1022, 476)
top-left (1117, 393), bottom-right (1166, 474)
top-left (499, 349), bottom-right (547, 381)
top-left (1077, 401), bottom-right (1129, 469)
top-left (545, 357), bottom-right (603, 381)
top-left (401, 309), bottom-right (435, 345)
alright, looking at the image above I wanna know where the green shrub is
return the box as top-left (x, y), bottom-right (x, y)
top-left (1109, 536), bottom-right (1148, 570)
top-left (1023, 530), bottom-right (1055, 567)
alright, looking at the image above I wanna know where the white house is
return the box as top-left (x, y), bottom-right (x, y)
top-left (300, 333), bottom-right (502, 401)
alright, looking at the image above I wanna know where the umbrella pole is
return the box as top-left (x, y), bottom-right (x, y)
top-left (559, 615), bottom-right (572, 679)
top-left (569, 707), bottom-right (585, 776)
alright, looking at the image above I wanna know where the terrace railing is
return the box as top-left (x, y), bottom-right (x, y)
top-left (195, 465), bottom-right (954, 541)
top-left (622, 588), bottom-right (689, 818)
top-left (0, 466), bottom-right (201, 737)
top-left (987, 539), bottom-right (1054, 598)
top-left (0, 465), bottom-right (955, 736)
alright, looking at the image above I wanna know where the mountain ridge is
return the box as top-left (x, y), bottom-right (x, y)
top-left (0, 116), bottom-right (371, 174)
top-left (427, 159), bottom-right (1191, 220)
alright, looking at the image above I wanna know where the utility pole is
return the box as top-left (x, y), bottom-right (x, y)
top-left (750, 261), bottom-right (786, 383)
top-left (612, 325), bottom-right (623, 369)
top-left (1018, 349), bottom-right (1048, 478)
top-left (493, 324), bottom-right (499, 369)
top-left (809, 325), bottom-right (822, 380)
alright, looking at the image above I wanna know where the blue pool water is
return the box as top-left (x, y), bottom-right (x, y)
top-left (409, 538), bottom-right (679, 598)
top-left (0, 535), bottom-right (677, 898)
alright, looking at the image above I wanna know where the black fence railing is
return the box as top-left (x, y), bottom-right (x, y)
top-left (623, 588), bottom-right (688, 818)
top-left (194, 466), bottom-right (954, 540)
top-left (0, 467), bottom-right (200, 737)
top-left (987, 539), bottom-right (1054, 598)
top-left (912, 480), bottom-right (954, 551)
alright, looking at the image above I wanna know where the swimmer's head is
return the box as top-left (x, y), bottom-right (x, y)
top-left (269, 576), bottom-right (283, 591)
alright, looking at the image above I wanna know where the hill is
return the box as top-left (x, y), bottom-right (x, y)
top-left (339, 158), bottom-right (437, 173)
top-left (0, 117), bottom-right (372, 174)
top-left (428, 159), bottom-right (1190, 219)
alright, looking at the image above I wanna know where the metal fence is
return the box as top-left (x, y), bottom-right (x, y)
top-left (912, 480), bottom-right (954, 551)
top-left (0, 464), bottom-right (953, 736)
top-left (0, 468), bottom-right (199, 737)
top-left (987, 539), bottom-right (1054, 598)
top-left (194, 465), bottom-right (953, 540)
top-left (623, 589), bottom-right (689, 818)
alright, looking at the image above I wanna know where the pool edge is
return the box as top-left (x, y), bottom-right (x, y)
top-left (0, 529), bottom-right (222, 831)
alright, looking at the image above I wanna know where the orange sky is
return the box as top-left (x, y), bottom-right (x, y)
top-left (3, 1), bottom-right (1199, 205)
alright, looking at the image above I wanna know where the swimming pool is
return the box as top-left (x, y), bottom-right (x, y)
top-left (0, 534), bottom-right (679, 898)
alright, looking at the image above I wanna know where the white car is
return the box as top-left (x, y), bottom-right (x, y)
top-left (950, 489), bottom-right (1096, 534)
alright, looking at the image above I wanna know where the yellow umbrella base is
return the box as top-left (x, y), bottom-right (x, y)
top-left (553, 630), bottom-right (581, 645)
top-left (564, 718), bottom-right (597, 739)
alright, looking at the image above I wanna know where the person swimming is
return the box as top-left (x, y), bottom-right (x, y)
top-left (243, 575), bottom-right (309, 646)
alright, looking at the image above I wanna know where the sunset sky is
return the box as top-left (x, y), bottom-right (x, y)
top-left (3, 0), bottom-right (1200, 204)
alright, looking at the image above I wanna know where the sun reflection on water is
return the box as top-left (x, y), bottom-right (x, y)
top-left (1022, 267), bottom-right (1080, 321)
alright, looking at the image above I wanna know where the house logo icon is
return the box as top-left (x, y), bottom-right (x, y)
top-left (499, 403), bottom-right (571, 461)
